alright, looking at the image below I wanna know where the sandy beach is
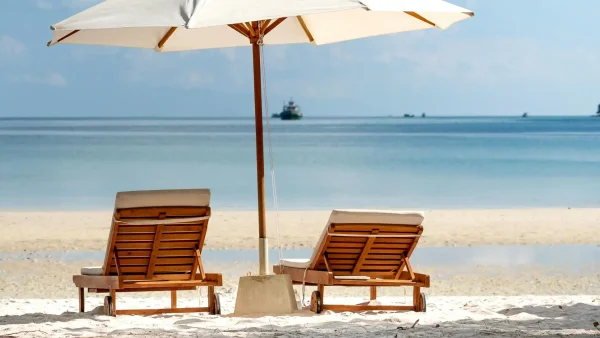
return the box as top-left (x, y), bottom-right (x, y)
top-left (1, 208), bottom-right (599, 252)
top-left (0, 208), bottom-right (598, 337)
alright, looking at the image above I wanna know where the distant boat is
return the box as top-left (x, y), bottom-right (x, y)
top-left (421, 113), bottom-right (426, 118)
top-left (279, 98), bottom-right (302, 120)
top-left (522, 112), bottom-right (528, 118)
top-left (271, 113), bottom-right (280, 118)
top-left (595, 104), bottom-right (600, 117)
top-left (403, 114), bottom-right (415, 118)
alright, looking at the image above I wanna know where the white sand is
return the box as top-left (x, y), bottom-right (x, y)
top-left (0, 208), bottom-right (598, 337)
top-left (1, 294), bottom-right (598, 337)
top-left (1, 208), bottom-right (599, 252)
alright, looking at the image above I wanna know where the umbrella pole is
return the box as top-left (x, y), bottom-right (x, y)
top-left (252, 39), bottom-right (268, 276)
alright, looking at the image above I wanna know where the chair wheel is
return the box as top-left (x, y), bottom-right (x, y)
top-left (420, 293), bottom-right (427, 312)
top-left (211, 293), bottom-right (222, 315)
top-left (103, 296), bottom-right (114, 316)
top-left (310, 291), bottom-right (322, 314)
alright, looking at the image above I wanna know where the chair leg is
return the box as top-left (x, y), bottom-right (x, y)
top-left (370, 286), bottom-right (377, 301)
top-left (208, 286), bottom-right (215, 314)
top-left (413, 286), bottom-right (421, 312)
top-left (78, 288), bottom-right (85, 313)
top-left (171, 290), bottom-right (177, 309)
top-left (110, 289), bottom-right (117, 316)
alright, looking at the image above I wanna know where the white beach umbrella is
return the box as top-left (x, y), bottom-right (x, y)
top-left (48, 0), bottom-right (474, 276)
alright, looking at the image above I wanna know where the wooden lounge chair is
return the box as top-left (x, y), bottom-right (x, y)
top-left (273, 210), bottom-right (430, 313)
top-left (74, 189), bottom-right (222, 316)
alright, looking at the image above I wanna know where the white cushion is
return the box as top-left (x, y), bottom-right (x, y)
top-left (293, 209), bottom-right (425, 271)
top-left (280, 258), bottom-right (310, 269)
top-left (115, 189), bottom-right (210, 209)
top-left (81, 266), bottom-right (104, 276)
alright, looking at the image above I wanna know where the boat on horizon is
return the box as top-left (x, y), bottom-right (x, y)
top-left (278, 98), bottom-right (302, 120)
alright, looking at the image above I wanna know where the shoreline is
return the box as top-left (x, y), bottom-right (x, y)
top-left (1, 208), bottom-right (599, 252)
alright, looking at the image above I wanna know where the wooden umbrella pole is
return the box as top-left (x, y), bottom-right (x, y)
top-left (251, 21), bottom-right (268, 276)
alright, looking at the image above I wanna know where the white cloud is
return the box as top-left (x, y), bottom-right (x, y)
top-left (15, 73), bottom-right (67, 87)
top-left (36, 0), bottom-right (53, 10)
top-left (0, 35), bottom-right (26, 56)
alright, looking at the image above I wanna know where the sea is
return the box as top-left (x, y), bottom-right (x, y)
top-left (1, 116), bottom-right (599, 211)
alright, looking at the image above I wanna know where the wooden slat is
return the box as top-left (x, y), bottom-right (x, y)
top-left (363, 260), bottom-right (402, 265)
top-left (162, 225), bottom-right (204, 233)
top-left (371, 243), bottom-right (411, 250)
top-left (145, 224), bottom-right (164, 278)
top-left (352, 230), bottom-right (378, 274)
top-left (116, 250), bottom-right (152, 257)
top-left (329, 237), bottom-right (367, 243)
top-left (157, 249), bottom-right (195, 257)
top-left (117, 226), bottom-right (156, 233)
top-left (335, 271), bottom-right (395, 278)
top-left (159, 241), bottom-right (199, 249)
top-left (373, 238), bottom-right (415, 244)
top-left (154, 265), bottom-right (194, 273)
top-left (115, 241), bottom-right (152, 251)
top-left (370, 249), bottom-right (404, 254)
top-left (327, 253), bottom-right (360, 260)
top-left (161, 233), bottom-right (201, 241)
top-left (116, 234), bottom-right (156, 241)
top-left (326, 248), bottom-right (362, 254)
top-left (359, 266), bottom-right (398, 271)
top-left (118, 207), bottom-right (208, 218)
top-left (365, 254), bottom-right (403, 260)
top-left (122, 279), bottom-right (220, 289)
top-left (156, 257), bottom-right (195, 265)
top-left (328, 242), bottom-right (366, 248)
top-left (332, 224), bottom-right (420, 233)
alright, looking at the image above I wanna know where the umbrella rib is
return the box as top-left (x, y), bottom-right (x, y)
top-left (228, 24), bottom-right (250, 38)
top-left (157, 27), bottom-right (177, 50)
top-left (405, 12), bottom-right (436, 27)
top-left (244, 22), bottom-right (256, 37)
top-left (263, 17), bottom-right (286, 36)
top-left (260, 19), bottom-right (272, 35)
top-left (47, 30), bottom-right (80, 47)
top-left (296, 16), bottom-right (314, 43)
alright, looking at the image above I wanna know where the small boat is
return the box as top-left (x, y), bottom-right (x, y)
top-left (595, 104), bottom-right (600, 117)
top-left (280, 98), bottom-right (302, 120)
top-left (271, 113), bottom-right (280, 118)
top-left (522, 112), bottom-right (528, 118)
top-left (421, 113), bottom-right (426, 118)
top-left (403, 114), bottom-right (415, 118)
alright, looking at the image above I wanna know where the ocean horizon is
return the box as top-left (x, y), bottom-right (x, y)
top-left (1, 116), bottom-right (599, 211)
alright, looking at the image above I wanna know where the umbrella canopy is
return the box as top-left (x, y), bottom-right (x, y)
top-left (48, 0), bottom-right (473, 50)
top-left (47, 0), bottom-right (474, 276)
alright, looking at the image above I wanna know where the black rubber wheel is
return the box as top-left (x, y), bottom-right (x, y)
top-left (420, 293), bottom-right (427, 313)
top-left (310, 291), bottom-right (323, 314)
top-left (103, 296), bottom-right (114, 316)
top-left (212, 293), bottom-right (222, 315)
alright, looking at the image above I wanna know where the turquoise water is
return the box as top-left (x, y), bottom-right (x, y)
top-left (1, 116), bottom-right (599, 210)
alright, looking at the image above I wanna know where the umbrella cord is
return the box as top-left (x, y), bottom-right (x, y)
top-left (259, 37), bottom-right (285, 271)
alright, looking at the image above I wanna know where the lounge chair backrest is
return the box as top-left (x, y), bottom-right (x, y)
top-left (102, 189), bottom-right (211, 282)
top-left (309, 210), bottom-right (424, 279)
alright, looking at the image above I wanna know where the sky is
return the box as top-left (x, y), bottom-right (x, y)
top-left (0, 0), bottom-right (599, 117)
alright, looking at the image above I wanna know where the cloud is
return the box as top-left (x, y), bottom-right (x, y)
top-left (0, 35), bottom-right (26, 56)
top-left (36, 0), bottom-right (53, 10)
top-left (15, 73), bottom-right (67, 87)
